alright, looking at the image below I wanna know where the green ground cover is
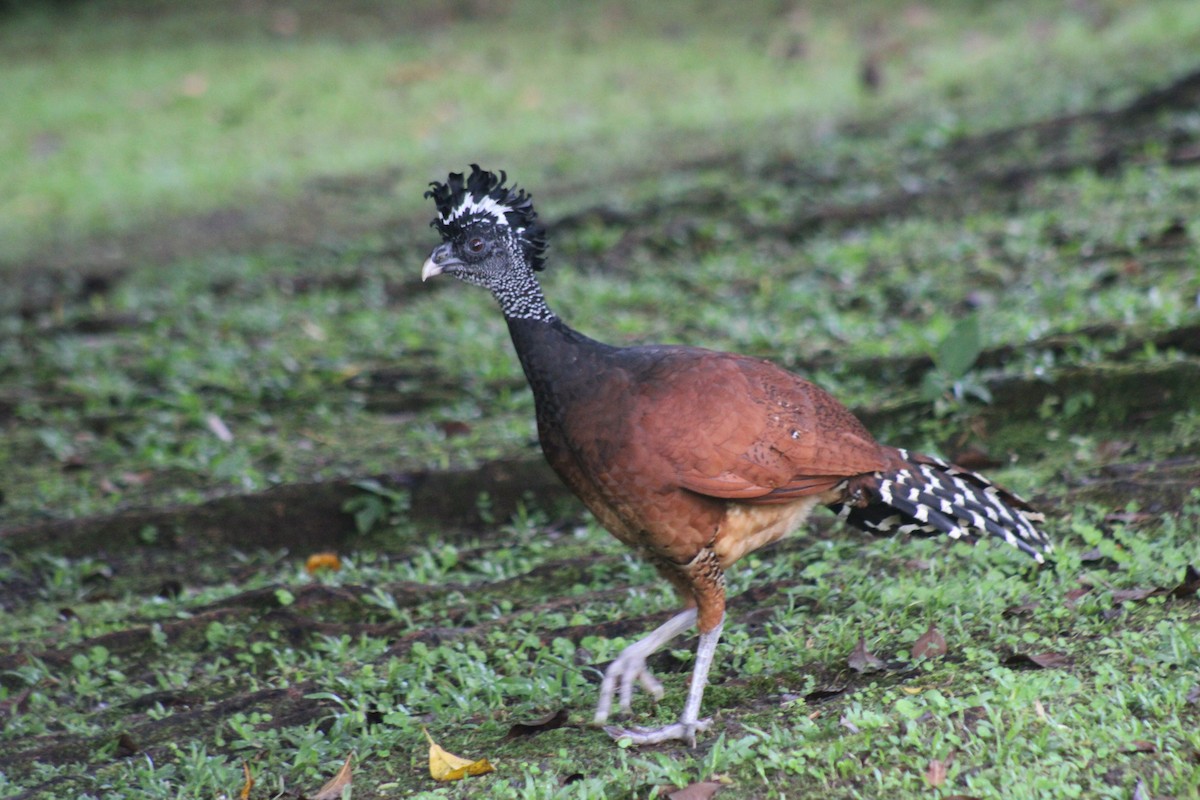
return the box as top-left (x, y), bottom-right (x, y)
top-left (1, 1), bottom-right (1199, 798)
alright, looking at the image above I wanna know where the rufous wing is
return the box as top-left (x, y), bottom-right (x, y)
top-left (637, 352), bottom-right (889, 502)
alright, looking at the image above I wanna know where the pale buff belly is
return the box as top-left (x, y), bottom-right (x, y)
top-left (711, 496), bottom-right (827, 569)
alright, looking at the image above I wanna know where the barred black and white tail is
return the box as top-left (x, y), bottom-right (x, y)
top-left (831, 448), bottom-right (1052, 563)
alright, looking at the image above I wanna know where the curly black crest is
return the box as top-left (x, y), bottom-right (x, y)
top-left (425, 165), bottom-right (548, 271)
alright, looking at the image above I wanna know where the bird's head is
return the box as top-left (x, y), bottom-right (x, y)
top-left (421, 165), bottom-right (547, 290)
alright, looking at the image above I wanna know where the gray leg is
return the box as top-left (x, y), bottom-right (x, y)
top-left (593, 608), bottom-right (697, 724)
top-left (602, 614), bottom-right (725, 747)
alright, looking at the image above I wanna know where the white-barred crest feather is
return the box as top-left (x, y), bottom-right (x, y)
top-left (833, 448), bottom-right (1051, 563)
top-left (425, 165), bottom-right (548, 271)
top-left (444, 192), bottom-right (512, 227)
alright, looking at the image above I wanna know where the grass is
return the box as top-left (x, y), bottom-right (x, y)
top-left (2, 1), bottom-right (1200, 798)
top-left (1, 504), bottom-right (1197, 798)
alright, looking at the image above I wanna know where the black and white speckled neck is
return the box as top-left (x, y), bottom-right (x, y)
top-left (492, 263), bottom-right (557, 323)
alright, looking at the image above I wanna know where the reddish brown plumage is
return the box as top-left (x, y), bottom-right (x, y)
top-left (510, 321), bottom-right (898, 632)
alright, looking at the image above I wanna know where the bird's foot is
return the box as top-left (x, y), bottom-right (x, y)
top-left (602, 717), bottom-right (713, 747)
top-left (593, 651), bottom-right (664, 724)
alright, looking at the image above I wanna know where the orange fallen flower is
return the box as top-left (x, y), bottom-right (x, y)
top-left (238, 761), bottom-right (253, 800)
top-left (305, 552), bottom-right (342, 574)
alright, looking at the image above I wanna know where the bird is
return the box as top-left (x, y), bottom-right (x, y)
top-left (420, 165), bottom-right (1051, 747)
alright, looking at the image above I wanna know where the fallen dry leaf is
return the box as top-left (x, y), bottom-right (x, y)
top-left (1103, 565), bottom-right (1199, 605)
top-left (667, 780), bottom-right (724, 800)
top-left (1004, 652), bottom-right (1071, 670)
top-left (1064, 587), bottom-right (1092, 604)
top-left (1103, 508), bottom-right (1152, 524)
top-left (424, 728), bottom-right (494, 782)
top-left (504, 708), bottom-right (568, 740)
top-left (1124, 740), bottom-right (1158, 754)
top-left (1003, 601), bottom-right (1040, 617)
top-left (949, 448), bottom-right (999, 470)
top-left (305, 552), bottom-right (343, 574)
top-left (114, 732), bottom-right (139, 758)
top-left (803, 686), bottom-right (846, 704)
top-left (1111, 587), bottom-right (1160, 603)
top-left (848, 637), bottom-right (885, 673)
top-left (924, 751), bottom-right (954, 787)
top-left (310, 753), bottom-right (353, 800)
top-left (438, 420), bottom-right (473, 438)
top-left (912, 624), bottom-right (947, 659)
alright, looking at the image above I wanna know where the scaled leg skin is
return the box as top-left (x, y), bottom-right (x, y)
top-left (601, 615), bottom-right (725, 747)
top-left (593, 608), bottom-right (697, 725)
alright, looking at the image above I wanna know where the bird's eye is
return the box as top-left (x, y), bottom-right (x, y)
top-left (467, 237), bottom-right (486, 254)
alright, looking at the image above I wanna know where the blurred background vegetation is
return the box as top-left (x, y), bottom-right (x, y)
top-left (4, 0), bottom-right (1199, 526)
top-left (4, 0), bottom-right (1198, 263)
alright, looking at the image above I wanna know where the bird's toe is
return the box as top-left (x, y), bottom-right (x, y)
top-left (602, 717), bottom-right (712, 747)
top-left (596, 652), bottom-right (661, 720)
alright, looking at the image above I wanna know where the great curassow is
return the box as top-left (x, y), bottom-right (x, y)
top-left (420, 166), bottom-right (1052, 747)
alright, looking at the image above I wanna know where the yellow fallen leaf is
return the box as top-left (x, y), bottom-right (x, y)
top-left (424, 728), bottom-right (495, 781)
top-left (310, 753), bottom-right (354, 800)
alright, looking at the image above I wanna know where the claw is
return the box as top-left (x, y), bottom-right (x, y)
top-left (636, 669), bottom-right (663, 703)
top-left (590, 608), bottom-right (723, 749)
top-left (593, 609), bottom-right (697, 724)
top-left (603, 717), bottom-right (713, 747)
top-left (596, 650), bottom-right (664, 723)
